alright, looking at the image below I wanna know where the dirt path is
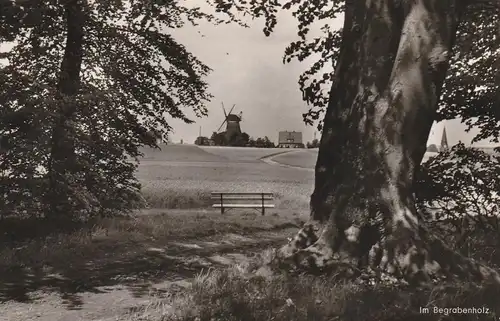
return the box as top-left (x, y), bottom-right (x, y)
top-left (0, 229), bottom-right (295, 321)
top-left (260, 150), bottom-right (315, 172)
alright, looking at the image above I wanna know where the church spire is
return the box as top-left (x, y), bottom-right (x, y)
top-left (440, 126), bottom-right (449, 151)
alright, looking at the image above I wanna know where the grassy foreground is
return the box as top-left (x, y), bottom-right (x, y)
top-left (133, 267), bottom-right (500, 321)
top-left (2, 210), bottom-right (500, 320)
top-left (126, 228), bottom-right (500, 321)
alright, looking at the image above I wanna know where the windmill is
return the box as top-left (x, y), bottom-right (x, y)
top-left (216, 102), bottom-right (242, 140)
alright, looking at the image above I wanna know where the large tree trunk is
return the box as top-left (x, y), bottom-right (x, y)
top-left (277, 0), bottom-right (500, 285)
top-left (46, 0), bottom-right (84, 219)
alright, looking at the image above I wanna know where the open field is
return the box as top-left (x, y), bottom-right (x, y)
top-left (271, 149), bottom-right (318, 169)
top-left (271, 149), bottom-right (450, 168)
top-left (135, 145), bottom-right (450, 211)
top-left (199, 146), bottom-right (291, 162)
top-left (136, 145), bottom-right (314, 211)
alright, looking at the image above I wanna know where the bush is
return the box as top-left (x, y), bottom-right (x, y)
top-left (416, 143), bottom-right (500, 256)
top-left (0, 92), bottom-right (145, 221)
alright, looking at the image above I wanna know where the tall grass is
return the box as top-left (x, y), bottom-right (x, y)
top-left (140, 187), bottom-right (213, 209)
top-left (138, 186), bottom-right (311, 211)
top-left (130, 258), bottom-right (500, 321)
top-left (126, 226), bottom-right (500, 321)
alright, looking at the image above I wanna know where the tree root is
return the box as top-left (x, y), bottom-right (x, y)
top-left (272, 220), bottom-right (500, 286)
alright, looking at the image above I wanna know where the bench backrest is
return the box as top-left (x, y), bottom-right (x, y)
top-left (211, 192), bottom-right (274, 215)
top-left (211, 192), bottom-right (274, 203)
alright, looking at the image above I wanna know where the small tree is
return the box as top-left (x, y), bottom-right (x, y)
top-left (426, 144), bottom-right (439, 153)
top-left (211, 132), bottom-right (227, 146)
top-left (416, 144), bottom-right (500, 260)
top-left (227, 132), bottom-right (250, 147)
top-left (307, 138), bottom-right (320, 148)
top-left (248, 136), bottom-right (274, 148)
top-left (0, 1), bottom-right (226, 219)
top-left (262, 136), bottom-right (275, 148)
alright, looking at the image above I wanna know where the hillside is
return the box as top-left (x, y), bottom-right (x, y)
top-left (139, 144), bottom-right (228, 162)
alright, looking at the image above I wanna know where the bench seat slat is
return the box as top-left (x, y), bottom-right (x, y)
top-left (212, 204), bottom-right (275, 208)
top-left (211, 193), bottom-right (273, 196)
top-left (210, 196), bottom-right (274, 201)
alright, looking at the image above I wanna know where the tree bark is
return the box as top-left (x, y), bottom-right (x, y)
top-left (46, 0), bottom-right (84, 219)
top-left (278, 0), bottom-right (500, 284)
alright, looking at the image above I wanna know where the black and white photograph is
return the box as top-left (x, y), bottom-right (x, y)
top-left (0, 0), bottom-right (499, 320)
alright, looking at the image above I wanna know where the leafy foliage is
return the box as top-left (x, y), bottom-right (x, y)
top-left (208, 131), bottom-right (275, 147)
top-left (210, 131), bottom-right (227, 146)
top-left (417, 143), bottom-right (500, 220)
top-left (213, 1), bottom-right (499, 138)
top-left (416, 143), bottom-right (500, 249)
top-left (437, 5), bottom-right (500, 143)
top-left (0, 0), bottom-right (227, 219)
top-left (248, 136), bottom-right (275, 148)
top-left (306, 138), bottom-right (319, 149)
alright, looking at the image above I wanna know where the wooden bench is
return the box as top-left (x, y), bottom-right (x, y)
top-left (211, 192), bottom-right (275, 215)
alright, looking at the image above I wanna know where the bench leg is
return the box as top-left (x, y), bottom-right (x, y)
top-left (261, 193), bottom-right (265, 216)
top-left (221, 207), bottom-right (225, 215)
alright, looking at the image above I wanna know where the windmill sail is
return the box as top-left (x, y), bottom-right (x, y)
top-left (216, 102), bottom-right (241, 136)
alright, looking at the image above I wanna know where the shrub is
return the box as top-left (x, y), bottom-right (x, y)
top-left (416, 143), bottom-right (500, 257)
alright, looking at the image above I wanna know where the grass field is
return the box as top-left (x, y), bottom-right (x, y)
top-left (271, 149), bottom-right (318, 169)
top-left (135, 145), bottom-right (441, 211)
top-left (200, 146), bottom-right (291, 162)
top-left (271, 149), bottom-right (441, 167)
top-left (137, 144), bottom-right (314, 211)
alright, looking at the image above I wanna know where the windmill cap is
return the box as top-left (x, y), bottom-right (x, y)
top-left (227, 114), bottom-right (241, 121)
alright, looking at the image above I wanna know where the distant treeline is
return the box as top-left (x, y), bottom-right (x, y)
top-left (195, 132), bottom-right (276, 148)
top-left (306, 138), bottom-right (320, 149)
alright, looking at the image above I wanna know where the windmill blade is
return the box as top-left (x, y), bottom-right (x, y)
top-left (217, 119), bottom-right (227, 133)
top-left (221, 102), bottom-right (227, 117)
top-left (227, 104), bottom-right (236, 115)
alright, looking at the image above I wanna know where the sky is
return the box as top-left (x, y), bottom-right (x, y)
top-left (166, 8), bottom-right (331, 145)
top-left (1, 3), bottom-right (496, 147)
top-left (167, 5), bottom-right (495, 147)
